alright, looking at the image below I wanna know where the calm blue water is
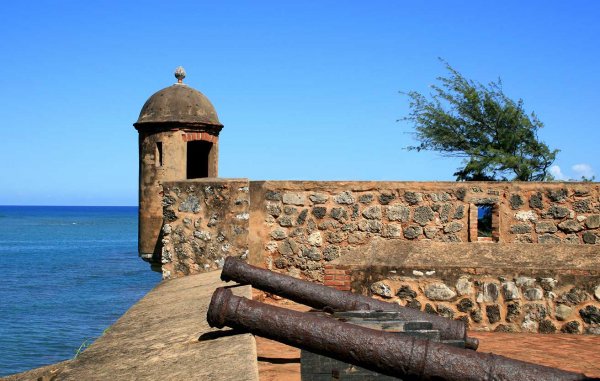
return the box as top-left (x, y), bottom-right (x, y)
top-left (0, 206), bottom-right (161, 376)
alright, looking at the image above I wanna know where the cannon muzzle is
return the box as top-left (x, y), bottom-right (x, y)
top-left (221, 257), bottom-right (478, 349)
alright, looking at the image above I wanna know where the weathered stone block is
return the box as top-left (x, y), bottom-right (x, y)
top-left (362, 206), bottom-right (382, 220)
top-left (438, 203), bottom-right (452, 223)
top-left (516, 276), bottom-right (536, 287)
top-left (436, 304), bottom-right (454, 319)
top-left (307, 231), bottom-right (322, 246)
top-left (413, 206), bottom-right (434, 226)
top-left (396, 285), bottom-right (417, 299)
top-left (515, 210), bottom-right (537, 222)
top-left (470, 309), bottom-right (483, 323)
top-left (561, 321), bottom-right (580, 334)
top-left (403, 225), bottom-right (423, 239)
top-left (270, 229), bottom-right (287, 240)
top-left (404, 191), bottom-right (422, 205)
top-left (585, 214), bottom-right (600, 229)
top-left (278, 238), bottom-right (299, 257)
top-left (523, 288), bottom-right (544, 301)
top-left (453, 205), bottom-right (465, 220)
top-left (283, 193), bottom-right (306, 206)
top-left (325, 231), bottom-right (346, 244)
top-left (322, 245), bottom-right (340, 261)
top-left (559, 287), bottom-right (590, 305)
top-left (443, 221), bottom-right (463, 233)
top-left (330, 207), bottom-right (348, 222)
top-left (179, 195), bottom-right (200, 213)
top-left (265, 191), bottom-right (282, 201)
top-left (423, 226), bottom-right (438, 239)
top-left (381, 224), bottom-right (402, 238)
top-left (538, 234), bottom-right (561, 244)
top-left (358, 193), bottom-right (374, 204)
top-left (311, 206), bottom-right (327, 219)
top-left (502, 282), bottom-right (520, 300)
top-left (486, 305), bottom-right (501, 324)
top-left (424, 283), bottom-right (456, 301)
top-left (573, 199), bottom-right (592, 213)
top-left (506, 302), bottom-right (521, 322)
top-left (535, 221), bottom-right (557, 233)
top-left (309, 193), bottom-right (328, 204)
top-left (302, 246), bottom-right (321, 261)
top-left (510, 223), bottom-right (532, 234)
top-left (509, 194), bottom-right (524, 210)
top-left (540, 278), bottom-right (558, 291)
top-left (456, 298), bottom-right (474, 312)
top-left (583, 231), bottom-right (600, 244)
top-left (456, 276), bottom-right (473, 296)
top-left (266, 203), bottom-right (282, 217)
top-left (370, 281), bottom-right (392, 298)
top-left (387, 205), bottom-right (410, 222)
top-left (523, 303), bottom-right (548, 322)
top-left (378, 193), bottom-right (396, 205)
top-left (277, 216), bottom-right (294, 227)
top-left (546, 205), bottom-right (570, 219)
top-left (477, 283), bottom-right (499, 303)
top-left (334, 191), bottom-right (355, 205)
top-left (555, 304), bottom-right (572, 321)
top-left (539, 320), bottom-right (557, 334)
top-left (558, 220), bottom-right (583, 233)
top-left (296, 209), bottom-right (308, 225)
top-left (529, 192), bottom-right (543, 209)
top-left (579, 305), bottom-right (600, 324)
top-left (547, 188), bottom-right (568, 202)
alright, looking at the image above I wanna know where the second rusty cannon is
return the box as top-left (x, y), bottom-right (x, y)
top-left (220, 257), bottom-right (478, 349)
top-left (207, 287), bottom-right (592, 381)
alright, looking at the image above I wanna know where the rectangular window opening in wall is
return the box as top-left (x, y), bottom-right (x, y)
top-left (187, 140), bottom-right (212, 179)
top-left (155, 142), bottom-right (163, 167)
top-left (477, 205), bottom-right (494, 241)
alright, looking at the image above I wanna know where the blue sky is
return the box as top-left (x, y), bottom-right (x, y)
top-left (1, 1), bottom-right (598, 205)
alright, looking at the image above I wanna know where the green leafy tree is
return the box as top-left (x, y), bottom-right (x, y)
top-left (402, 61), bottom-right (558, 181)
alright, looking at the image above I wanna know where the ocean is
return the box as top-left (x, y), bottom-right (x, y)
top-left (0, 206), bottom-right (161, 377)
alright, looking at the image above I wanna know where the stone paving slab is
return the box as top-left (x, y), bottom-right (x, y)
top-left (2, 271), bottom-right (258, 381)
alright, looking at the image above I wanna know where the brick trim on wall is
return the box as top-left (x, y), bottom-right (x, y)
top-left (182, 132), bottom-right (218, 143)
top-left (324, 265), bottom-right (351, 291)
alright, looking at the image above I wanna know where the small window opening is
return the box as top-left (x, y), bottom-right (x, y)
top-left (477, 205), bottom-right (493, 240)
top-left (187, 140), bottom-right (212, 179)
top-left (155, 142), bottom-right (163, 167)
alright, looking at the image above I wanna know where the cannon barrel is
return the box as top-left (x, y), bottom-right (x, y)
top-left (207, 287), bottom-right (591, 381)
top-left (221, 257), bottom-right (477, 349)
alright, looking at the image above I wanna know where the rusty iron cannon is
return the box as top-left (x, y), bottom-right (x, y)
top-left (207, 287), bottom-right (593, 381)
top-left (220, 257), bottom-right (478, 349)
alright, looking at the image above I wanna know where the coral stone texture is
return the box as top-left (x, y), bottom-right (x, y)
top-left (152, 180), bottom-right (600, 333)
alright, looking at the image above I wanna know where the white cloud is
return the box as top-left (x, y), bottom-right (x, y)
top-left (571, 163), bottom-right (594, 179)
top-left (549, 165), bottom-right (567, 180)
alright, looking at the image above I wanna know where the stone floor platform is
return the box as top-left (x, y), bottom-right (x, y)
top-left (2, 271), bottom-right (258, 381)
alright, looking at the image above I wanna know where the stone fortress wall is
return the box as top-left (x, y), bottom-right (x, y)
top-left (159, 178), bottom-right (600, 335)
top-left (134, 70), bottom-right (599, 336)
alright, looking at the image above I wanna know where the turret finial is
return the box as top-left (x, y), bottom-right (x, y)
top-left (174, 66), bottom-right (186, 84)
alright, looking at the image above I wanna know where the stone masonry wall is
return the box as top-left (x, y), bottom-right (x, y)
top-left (324, 263), bottom-right (600, 335)
top-left (251, 181), bottom-right (599, 282)
top-left (160, 179), bottom-right (250, 279)
top-left (156, 179), bottom-right (599, 334)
